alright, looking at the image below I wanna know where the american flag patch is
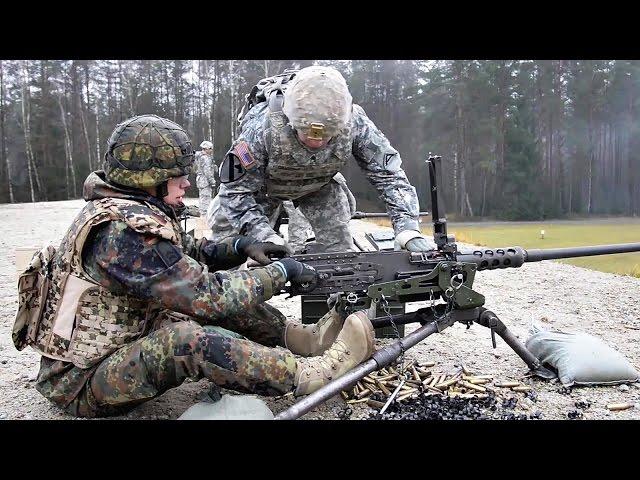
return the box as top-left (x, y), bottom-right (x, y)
top-left (233, 141), bottom-right (257, 169)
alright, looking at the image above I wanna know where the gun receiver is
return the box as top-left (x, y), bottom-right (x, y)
top-left (288, 249), bottom-right (484, 309)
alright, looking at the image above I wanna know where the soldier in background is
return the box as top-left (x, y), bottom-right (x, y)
top-left (12, 115), bottom-right (375, 417)
top-left (194, 140), bottom-right (217, 223)
top-left (207, 65), bottom-right (436, 254)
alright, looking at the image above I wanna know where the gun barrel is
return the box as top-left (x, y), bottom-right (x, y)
top-left (456, 242), bottom-right (640, 271)
top-left (279, 211), bottom-right (430, 224)
top-left (456, 247), bottom-right (527, 270)
top-left (524, 242), bottom-right (640, 262)
top-left (352, 211), bottom-right (430, 219)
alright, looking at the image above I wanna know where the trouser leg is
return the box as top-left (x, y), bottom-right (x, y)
top-left (150, 281), bottom-right (288, 350)
top-left (283, 201), bottom-right (314, 253)
top-left (209, 303), bottom-right (288, 348)
top-left (298, 180), bottom-right (355, 252)
top-left (80, 321), bottom-right (296, 417)
top-left (198, 186), bottom-right (213, 217)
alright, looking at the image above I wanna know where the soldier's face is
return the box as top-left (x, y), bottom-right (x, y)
top-left (163, 175), bottom-right (190, 206)
top-left (296, 131), bottom-right (331, 150)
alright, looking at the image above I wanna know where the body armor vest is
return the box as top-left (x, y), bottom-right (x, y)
top-left (265, 111), bottom-right (353, 200)
top-left (20, 197), bottom-right (183, 369)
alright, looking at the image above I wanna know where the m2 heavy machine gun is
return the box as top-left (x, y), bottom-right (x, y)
top-left (274, 155), bottom-right (640, 420)
top-left (280, 207), bottom-right (430, 339)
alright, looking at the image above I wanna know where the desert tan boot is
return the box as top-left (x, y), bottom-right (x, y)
top-left (284, 306), bottom-right (347, 357)
top-left (293, 310), bottom-right (375, 396)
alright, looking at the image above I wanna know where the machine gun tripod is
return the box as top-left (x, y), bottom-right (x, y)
top-left (276, 305), bottom-right (552, 420)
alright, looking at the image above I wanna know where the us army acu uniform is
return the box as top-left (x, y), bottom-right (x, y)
top-left (208, 66), bottom-right (430, 253)
top-left (195, 141), bottom-right (217, 216)
top-left (283, 201), bottom-right (312, 253)
top-left (12, 115), bottom-right (375, 417)
top-left (283, 173), bottom-right (357, 253)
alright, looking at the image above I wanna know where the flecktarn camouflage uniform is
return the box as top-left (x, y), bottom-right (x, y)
top-left (12, 113), bottom-right (376, 417)
top-left (14, 171), bottom-right (298, 417)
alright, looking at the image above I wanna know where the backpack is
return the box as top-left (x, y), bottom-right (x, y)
top-left (236, 69), bottom-right (298, 125)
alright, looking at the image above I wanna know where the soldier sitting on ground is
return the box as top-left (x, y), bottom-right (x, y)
top-left (12, 115), bottom-right (375, 418)
top-left (207, 65), bottom-right (436, 253)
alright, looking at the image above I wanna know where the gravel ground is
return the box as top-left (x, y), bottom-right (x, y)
top-left (0, 199), bottom-right (639, 421)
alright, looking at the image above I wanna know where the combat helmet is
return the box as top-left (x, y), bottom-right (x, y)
top-left (104, 115), bottom-right (194, 189)
top-left (282, 66), bottom-right (353, 140)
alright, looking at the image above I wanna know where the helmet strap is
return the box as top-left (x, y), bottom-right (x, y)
top-left (157, 180), bottom-right (169, 199)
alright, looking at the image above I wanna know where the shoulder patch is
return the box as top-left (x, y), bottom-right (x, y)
top-left (233, 141), bottom-right (257, 170)
top-left (153, 240), bottom-right (183, 269)
top-left (219, 152), bottom-right (247, 183)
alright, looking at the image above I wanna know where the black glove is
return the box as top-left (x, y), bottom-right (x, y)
top-left (273, 258), bottom-right (318, 290)
top-left (234, 236), bottom-right (289, 265)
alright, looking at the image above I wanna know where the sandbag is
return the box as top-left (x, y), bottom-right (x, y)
top-left (178, 394), bottom-right (274, 420)
top-left (525, 322), bottom-right (640, 387)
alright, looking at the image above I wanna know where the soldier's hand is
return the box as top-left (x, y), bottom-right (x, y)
top-left (234, 236), bottom-right (290, 265)
top-left (184, 205), bottom-right (201, 217)
top-left (243, 242), bottom-right (289, 265)
top-left (265, 233), bottom-right (295, 255)
top-left (405, 236), bottom-right (437, 252)
top-left (396, 230), bottom-right (436, 252)
top-left (273, 258), bottom-right (318, 291)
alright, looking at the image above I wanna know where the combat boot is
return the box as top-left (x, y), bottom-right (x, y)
top-left (284, 306), bottom-right (347, 357)
top-left (293, 310), bottom-right (375, 396)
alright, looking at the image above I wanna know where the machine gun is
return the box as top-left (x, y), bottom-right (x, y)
top-left (274, 155), bottom-right (640, 420)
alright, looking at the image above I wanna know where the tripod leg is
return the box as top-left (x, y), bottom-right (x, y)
top-left (475, 308), bottom-right (556, 379)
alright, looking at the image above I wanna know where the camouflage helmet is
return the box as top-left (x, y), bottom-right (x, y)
top-left (104, 115), bottom-right (194, 189)
top-left (282, 66), bottom-right (353, 139)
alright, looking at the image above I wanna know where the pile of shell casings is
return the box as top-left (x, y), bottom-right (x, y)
top-left (340, 359), bottom-right (533, 410)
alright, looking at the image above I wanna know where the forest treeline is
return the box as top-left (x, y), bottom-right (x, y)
top-left (0, 59), bottom-right (638, 220)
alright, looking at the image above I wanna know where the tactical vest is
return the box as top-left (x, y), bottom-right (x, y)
top-left (265, 111), bottom-right (353, 200)
top-left (14, 197), bottom-right (183, 369)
